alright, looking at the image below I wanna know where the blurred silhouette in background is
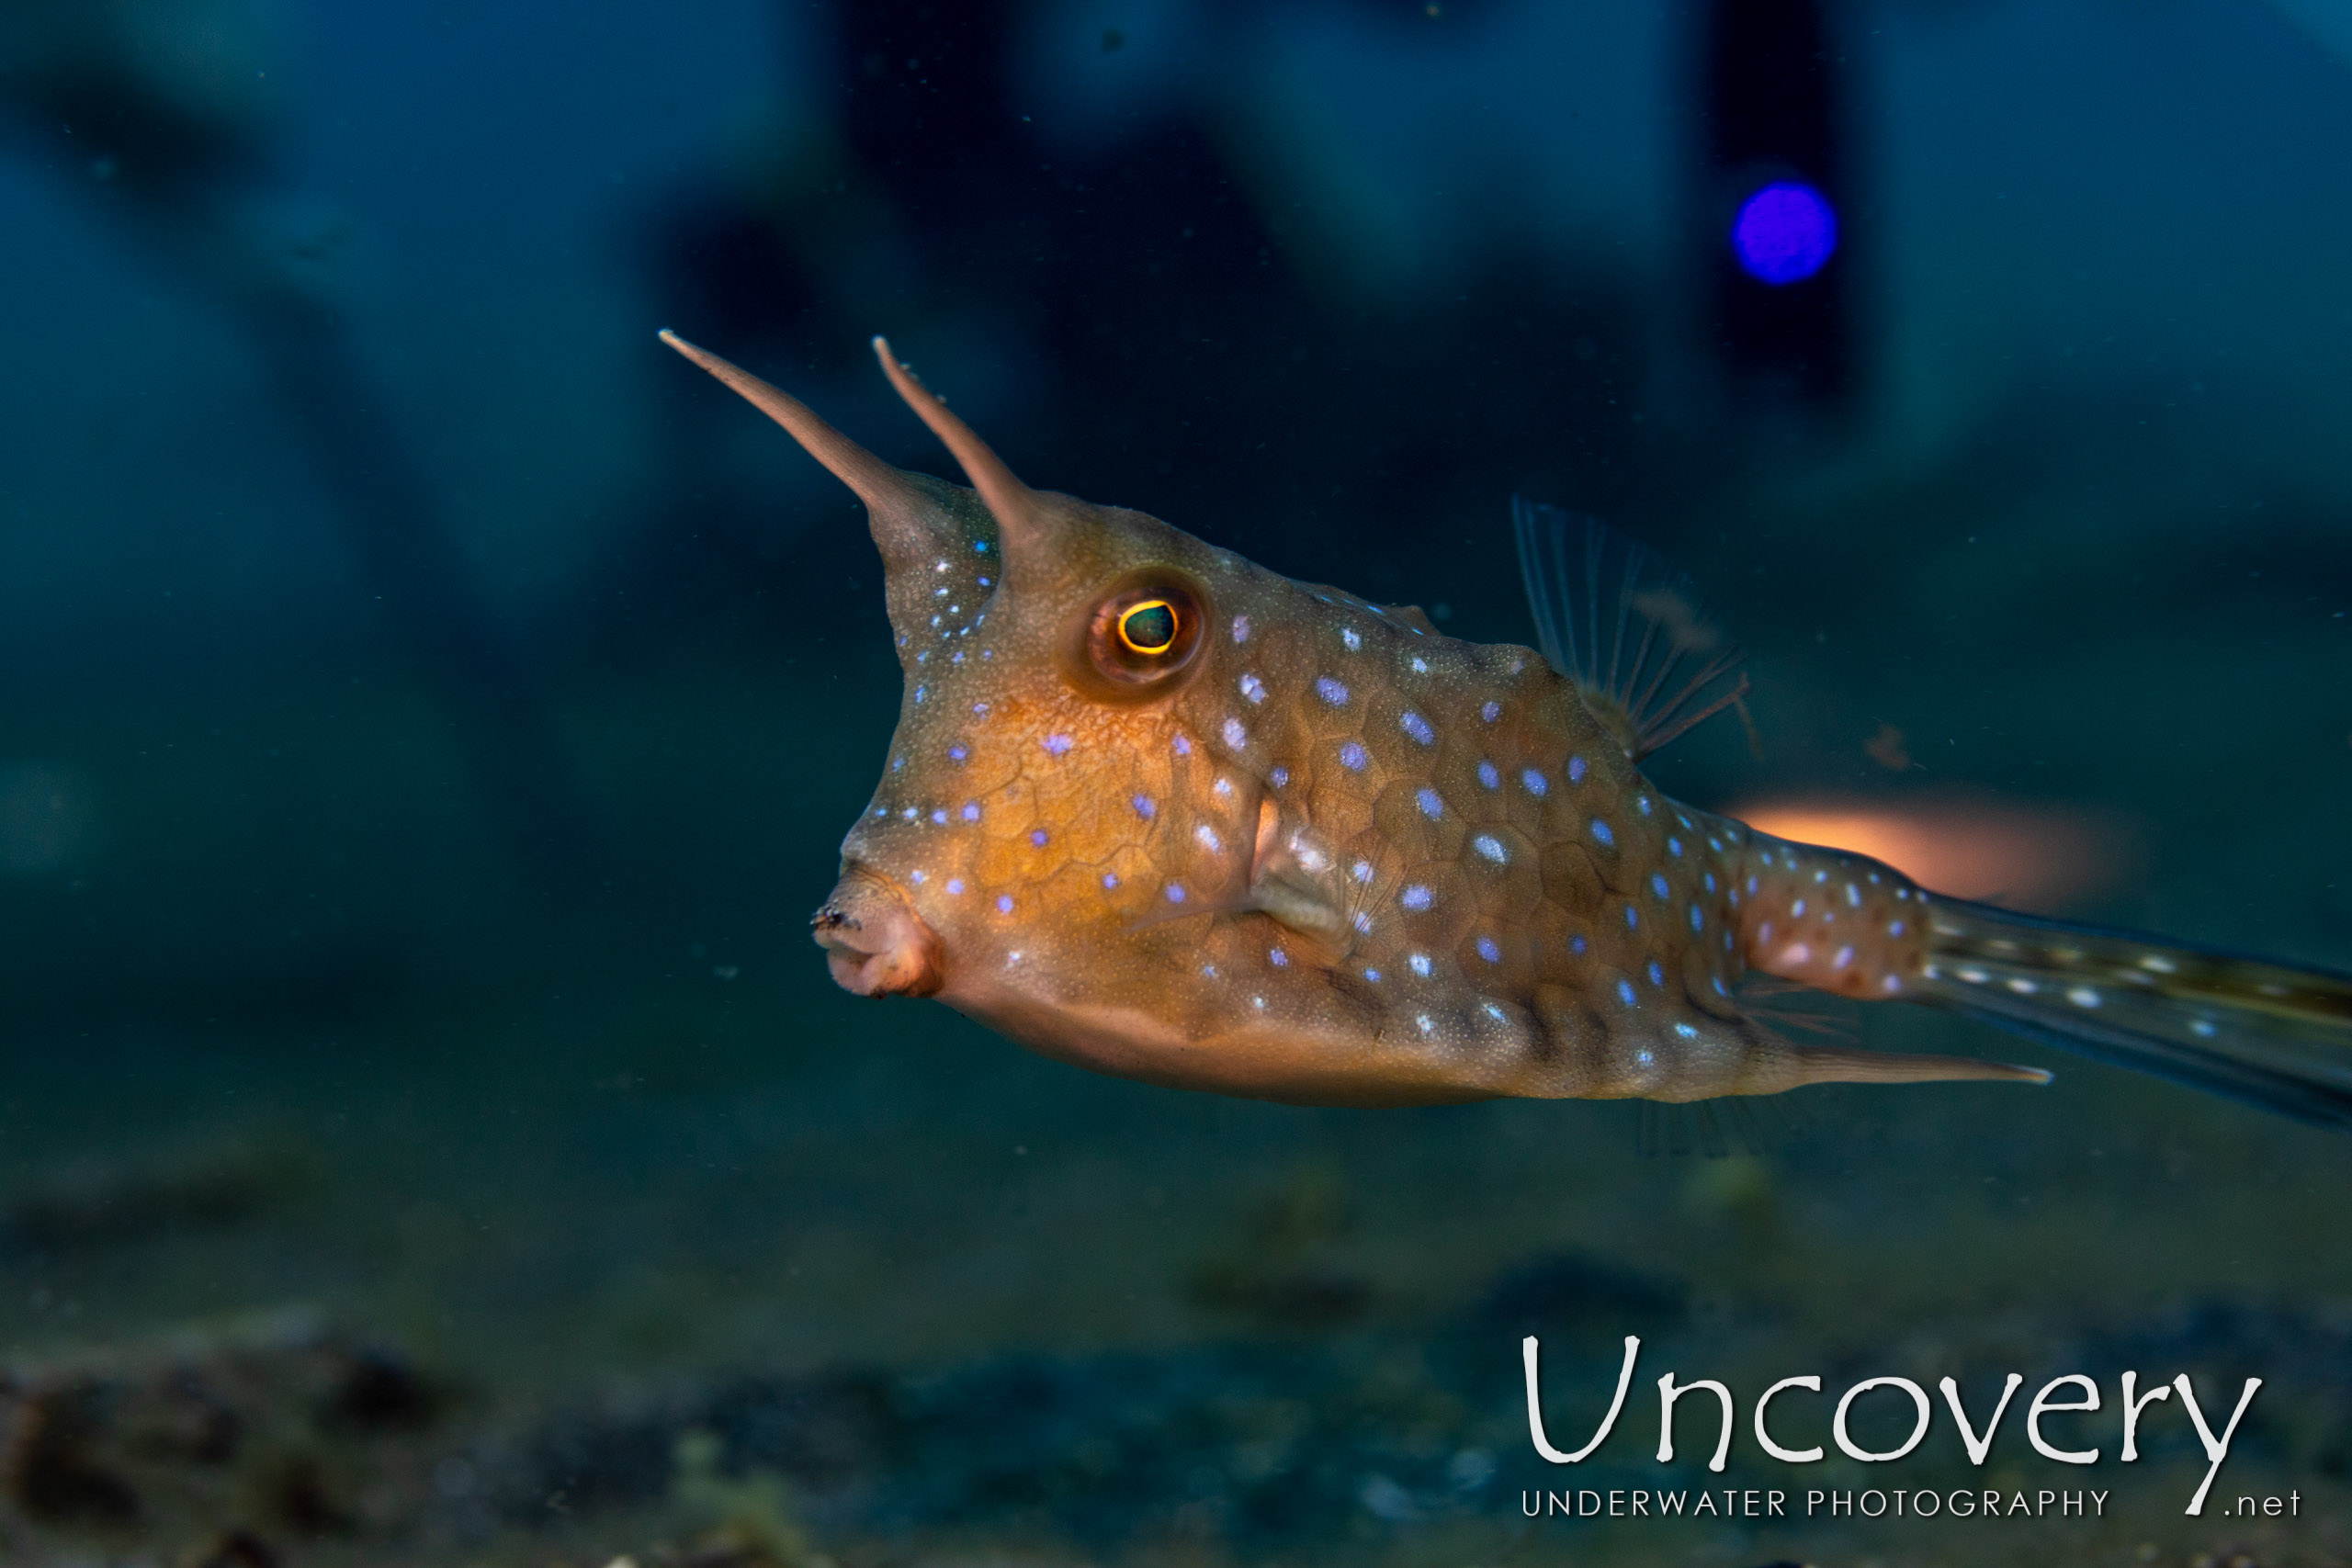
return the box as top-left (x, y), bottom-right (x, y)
top-left (0, 0), bottom-right (600, 894)
top-left (632, 0), bottom-right (1672, 644)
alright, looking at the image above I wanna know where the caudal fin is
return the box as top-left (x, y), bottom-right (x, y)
top-left (1916, 898), bottom-right (2352, 1128)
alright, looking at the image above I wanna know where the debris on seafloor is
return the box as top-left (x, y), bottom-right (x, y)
top-left (2, 1284), bottom-right (2345, 1562)
top-left (666, 1427), bottom-right (835, 1568)
top-left (0, 1308), bottom-right (447, 1566)
top-left (1186, 1165), bottom-right (1373, 1329)
top-left (0, 1139), bottom-right (319, 1253)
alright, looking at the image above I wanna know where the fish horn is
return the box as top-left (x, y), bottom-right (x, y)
top-left (658, 329), bottom-right (958, 565)
top-left (870, 336), bottom-right (1056, 576)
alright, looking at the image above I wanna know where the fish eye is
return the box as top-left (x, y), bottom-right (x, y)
top-left (1117, 600), bottom-right (1179, 655)
top-left (1083, 579), bottom-right (1205, 694)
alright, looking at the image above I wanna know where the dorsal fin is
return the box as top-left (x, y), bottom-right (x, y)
top-left (1510, 497), bottom-right (1751, 761)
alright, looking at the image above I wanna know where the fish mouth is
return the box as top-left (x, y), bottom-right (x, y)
top-left (811, 871), bottom-right (944, 998)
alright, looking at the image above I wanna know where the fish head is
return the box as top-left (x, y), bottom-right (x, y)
top-left (662, 332), bottom-right (1375, 1092)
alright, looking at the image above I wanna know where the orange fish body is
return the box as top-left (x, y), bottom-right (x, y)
top-left (663, 332), bottom-right (2352, 1125)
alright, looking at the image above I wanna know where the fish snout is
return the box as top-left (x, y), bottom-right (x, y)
top-left (811, 873), bottom-right (944, 998)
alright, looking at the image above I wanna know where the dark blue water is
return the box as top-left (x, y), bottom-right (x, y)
top-left (2, 3), bottom-right (2347, 1562)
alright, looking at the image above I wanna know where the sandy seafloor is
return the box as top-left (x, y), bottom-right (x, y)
top-left (2, 423), bottom-right (2348, 1567)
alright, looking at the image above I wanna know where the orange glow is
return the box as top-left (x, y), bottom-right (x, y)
top-left (1730, 795), bottom-right (2114, 909)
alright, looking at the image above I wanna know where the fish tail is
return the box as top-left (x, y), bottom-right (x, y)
top-left (1915, 897), bottom-right (2352, 1128)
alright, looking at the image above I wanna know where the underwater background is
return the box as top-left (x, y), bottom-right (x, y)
top-left (3, 0), bottom-right (2350, 1563)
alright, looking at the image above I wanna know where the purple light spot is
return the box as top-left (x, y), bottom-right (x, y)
top-left (1363, 968), bottom-right (1383, 983)
top-left (961, 802), bottom-right (981, 822)
top-left (1521, 768), bottom-right (1548, 796)
top-left (1732, 182), bottom-right (1838, 286)
top-left (1041, 732), bottom-right (1071, 755)
top-left (1477, 761), bottom-right (1500, 789)
top-left (1172, 734), bottom-right (1192, 755)
top-left (978, 576), bottom-right (992, 587)
top-left (1102, 872), bottom-right (1120, 888)
top-left (1399, 710), bottom-right (1435, 745)
top-left (1339, 741), bottom-right (1368, 772)
top-left (1417, 787), bottom-right (1443, 818)
top-left (1474, 834), bottom-right (1507, 863)
top-left (1133, 795), bottom-right (1158, 819)
top-left (1239, 673), bottom-right (1265, 704)
top-left (1316, 676), bottom-right (1350, 705)
top-left (1271, 766), bottom-right (1290, 788)
top-left (1400, 884), bottom-right (1434, 911)
top-left (930, 809), bottom-right (948, 825)
top-left (1165, 883), bottom-right (1187, 904)
top-left (946, 878), bottom-right (965, 895)
top-left (1269, 948), bottom-right (1290, 967)
top-left (1481, 701), bottom-right (1501, 722)
top-left (996, 894), bottom-right (1014, 913)
top-left (1232, 615), bottom-right (1251, 643)
top-left (1476, 936), bottom-right (1501, 964)
top-left (948, 745), bottom-right (968, 763)
top-left (1223, 717), bottom-right (1247, 749)
top-left (1030, 829), bottom-right (1049, 847)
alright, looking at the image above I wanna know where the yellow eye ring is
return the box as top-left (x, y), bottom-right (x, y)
top-left (1116, 599), bottom-right (1180, 655)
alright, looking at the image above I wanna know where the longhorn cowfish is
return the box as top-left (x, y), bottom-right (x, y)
top-left (660, 331), bottom-right (2352, 1126)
